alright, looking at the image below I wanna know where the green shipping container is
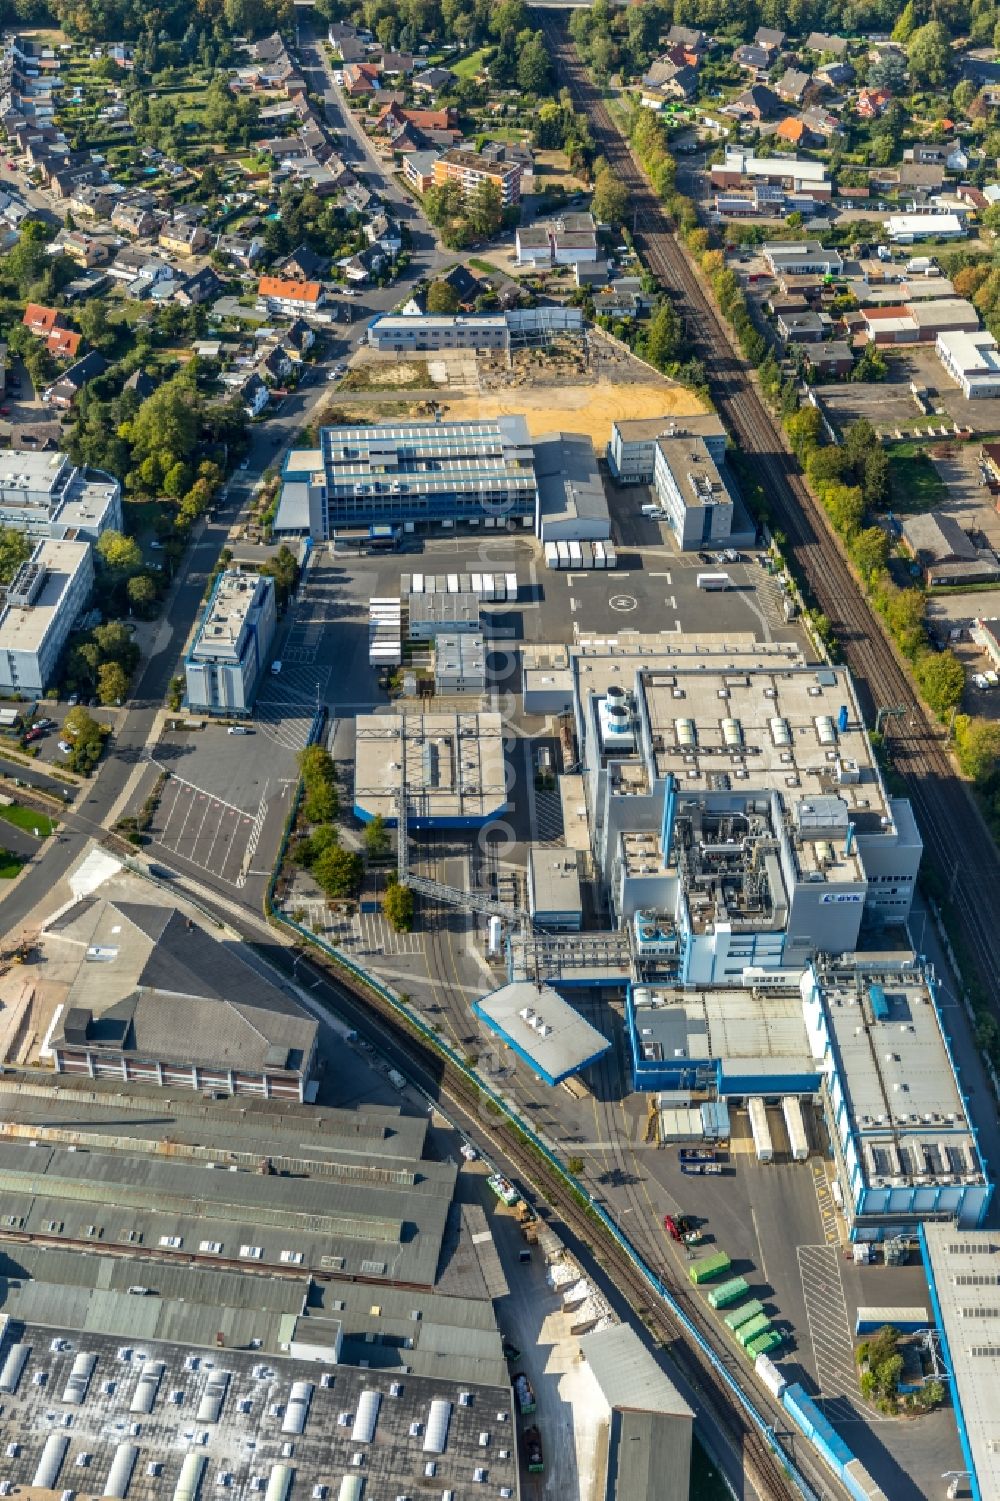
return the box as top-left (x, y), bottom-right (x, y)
top-left (689, 1250), bottom-right (731, 1286)
top-left (737, 1314), bottom-right (771, 1348)
top-left (745, 1330), bottom-right (783, 1360)
top-left (723, 1299), bottom-right (765, 1333)
top-left (708, 1276), bottom-right (750, 1310)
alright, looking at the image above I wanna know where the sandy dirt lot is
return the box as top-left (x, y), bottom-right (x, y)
top-left (437, 380), bottom-right (707, 445)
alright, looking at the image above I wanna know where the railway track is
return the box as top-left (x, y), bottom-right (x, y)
top-left (539, 16), bottom-right (1000, 1018)
top-left (284, 934), bottom-right (812, 1501)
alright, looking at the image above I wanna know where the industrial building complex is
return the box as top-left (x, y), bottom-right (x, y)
top-left (0, 1067), bottom-right (521, 1501)
top-left (46, 893), bottom-right (318, 1100)
top-left (0, 447), bottom-right (122, 540)
top-left (0, 536), bottom-right (94, 695)
top-left (185, 570), bottom-right (277, 715)
top-left (274, 418), bottom-right (538, 538)
top-left (353, 710), bottom-right (508, 828)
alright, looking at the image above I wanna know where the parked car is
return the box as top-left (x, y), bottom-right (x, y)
top-left (57, 740), bottom-right (72, 754)
top-left (227, 725), bottom-right (251, 735)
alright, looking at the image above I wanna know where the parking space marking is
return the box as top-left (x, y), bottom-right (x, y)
top-left (354, 908), bottom-right (424, 957)
top-left (148, 774), bottom-right (255, 889)
top-left (812, 1162), bottom-right (840, 1245)
top-left (797, 1245), bottom-right (858, 1401)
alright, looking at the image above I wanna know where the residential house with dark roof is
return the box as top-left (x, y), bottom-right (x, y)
top-left (339, 243), bottom-right (386, 283)
top-left (805, 341), bottom-right (854, 377)
top-left (258, 345), bottom-right (293, 386)
top-left (726, 84), bottom-right (783, 120)
top-left (666, 24), bottom-right (708, 60)
top-left (124, 369), bottom-right (156, 400)
top-left (282, 318), bottom-right (315, 357)
top-left (641, 59), bottom-right (697, 101)
top-left (412, 66), bottom-right (455, 94)
top-left (174, 266), bottom-right (223, 307)
top-left (60, 229), bottom-right (112, 267)
top-left (805, 31), bottom-right (848, 55)
top-left (159, 221), bottom-right (209, 256)
top-left (815, 59), bottom-right (854, 89)
top-left (111, 198), bottom-right (159, 238)
top-left (378, 51), bottom-right (414, 75)
top-left (734, 43), bottom-right (772, 74)
top-left (279, 244), bottom-right (327, 282)
top-left (441, 262), bottom-right (481, 306)
top-left (776, 68), bottom-right (811, 104)
top-left (43, 350), bottom-right (107, 408)
top-left (754, 26), bottom-right (785, 52)
top-left (215, 233), bottom-right (264, 269)
top-left (241, 371), bottom-right (270, 419)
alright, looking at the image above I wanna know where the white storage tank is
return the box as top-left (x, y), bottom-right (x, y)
top-left (675, 718), bottom-right (697, 749)
top-left (815, 715), bottom-right (837, 746)
top-left (556, 543), bottom-right (570, 568)
top-left (721, 717), bottom-right (743, 749)
top-left (544, 542), bottom-right (559, 570)
top-left (506, 571), bottom-right (517, 598)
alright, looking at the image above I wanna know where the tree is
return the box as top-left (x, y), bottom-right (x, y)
top-left (915, 649), bottom-right (965, 718)
top-left (96, 530), bottom-right (142, 574)
top-left (591, 167), bottom-right (628, 226)
top-left (517, 32), bottom-right (551, 96)
top-left (299, 744), bottom-right (339, 824)
top-left (0, 526), bottom-right (31, 585)
top-left (93, 621), bottom-right (139, 670)
top-left (869, 51), bottom-right (907, 94)
top-left (806, 445), bottom-right (849, 489)
top-left (843, 418), bottom-right (878, 473)
top-left (863, 447), bottom-right (890, 510)
top-left (785, 405), bottom-right (823, 461)
top-left (852, 343), bottom-right (888, 383)
top-left (363, 814), bottom-right (391, 861)
top-left (97, 660), bottom-right (129, 706)
top-left (850, 526), bottom-right (890, 583)
top-left (313, 842), bottom-right (363, 899)
top-left (62, 708), bottom-right (106, 776)
top-left (260, 545), bottom-right (299, 610)
top-left (642, 298), bottom-right (682, 370)
top-left (891, 0), bottom-right (917, 43)
top-left (907, 21), bottom-right (951, 87)
top-left (426, 279), bottom-right (460, 313)
top-left (382, 878), bottom-right (414, 932)
top-left (127, 573), bottom-right (158, 616)
top-left (954, 716), bottom-right (1000, 782)
top-left (466, 178), bottom-right (503, 240)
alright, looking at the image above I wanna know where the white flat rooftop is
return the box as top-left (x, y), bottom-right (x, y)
top-left (473, 981), bottom-right (610, 1084)
top-left (921, 1225), bottom-right (1000, 1501)
top-left (809, 968), bottom-right (984, 1191)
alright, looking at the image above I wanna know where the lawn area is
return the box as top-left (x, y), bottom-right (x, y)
top-left (452, 48), bottom-right (487, 80)
top-left (0, 852), bottom-right (24, 879)
top-left (887, 443), bottom-right (948, 512)
top-left (0, 803), bottom-right (54, 837)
